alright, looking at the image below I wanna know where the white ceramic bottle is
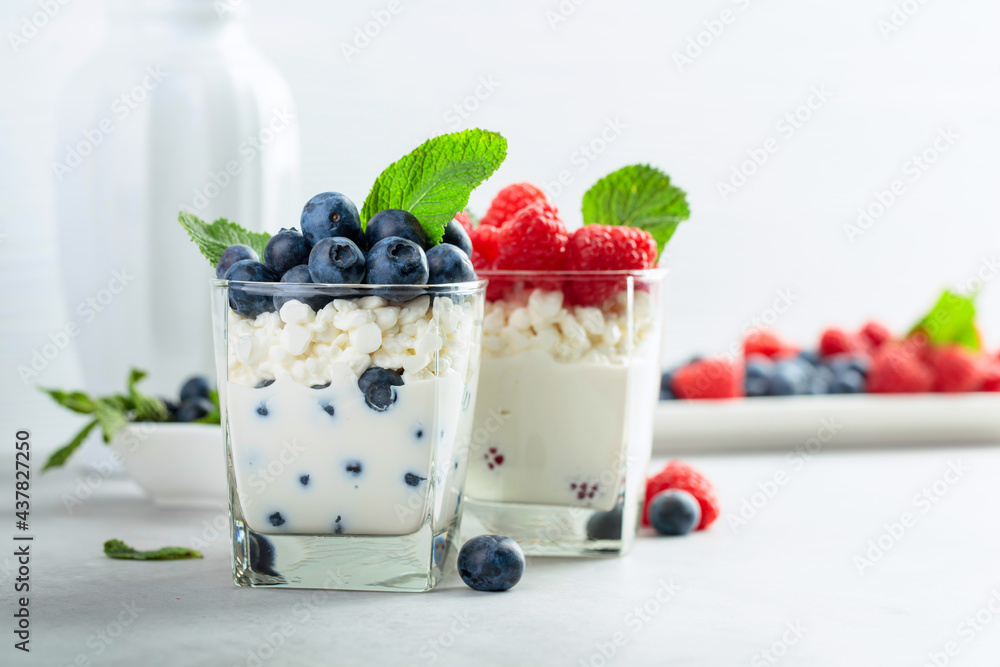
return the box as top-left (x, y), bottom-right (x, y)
top-left (53, 0), bottom-right (300, 396)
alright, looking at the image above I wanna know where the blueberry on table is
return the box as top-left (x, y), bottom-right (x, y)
top-left (216, 244), bottom-right (259, 279)
top-left (365, 237), bottom-right (429, 286)
top-left (274, 265), bottom-right (332, 312)
top-left (264, 228), bottom-right (311, 276)
top-left (458, 535), bottom-right (525, 592)
top-left (426, 244), bottom-right (477, 284)
top-left (308, 237), bottom-right (366, 284)
top-left (358, 366), bottom-right (404, 412)
top-left (179, 376), bottom-right (210, 401)
top-left (365, 209), bottom-right (429, 249)
top-left (441, 217), bottom-right (473, 257)
top-left (586, 504), bottom-right (624, 541)
top-left (176, 397), bottom-right (214, 422)
top-left (225, 260), bottom-right (279, 318)
top-left (648, 489), bottom-right (701, 536)
top-left (300, 192), bottom-right (364, 250)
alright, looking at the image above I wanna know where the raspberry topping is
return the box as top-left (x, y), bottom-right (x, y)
top-left (564, 225), bottom-right (657, 305)
top-left (480, 182), bottom-right (548, 228)
top-left (494, 200), bottom-right (568, 271)
top-left (469, 225), bottom-right (501, 269)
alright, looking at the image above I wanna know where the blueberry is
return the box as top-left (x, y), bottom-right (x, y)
top-left (264, 228), bottom-right (311, 275)
top-left (333, 515), bottom-right (344, 534)
top-left (808, 365), bottom-right (835, 395)
top-left (659, 386), bottom-right (676, 401)
top-left (829, 367), bottom-right (866, 394)
top-left (216, 244), bottom-right (259, 279)
top-left (299, 475), bottom-right (309, 486)
top-left (300, 192), bottom-right (364, 250)
top-left (358, 366), bottom-right (404, 412)
top-left (308, 237), bottom-right (366, 285)
top-left (586, 504), bottom-right (624, 540)
top-left (365, 236), bottom-right (429, 286)
top-left (826, 354), bottom-right (870, 378)
top-left (179, 376), bottom-right (210, 401)
top-left (660, 367), bottom-right (678, 400)
top-left (176, 397), bottom-right (214, 422)
top-left (162, 398), bottom-right (179, 419)
top-left (256, 402), bottom-right (268, 416)
top-left (798, 350), bottom-right (821, 367)
top-left (457, 535), bottom-right (525, 592)
top-left (311, 382), bottom-right (331, 389)
top-left (365, 209), bottom-right (428, 249)
top-left (255, 379), bottom-right (275, 389)
top-left (224, 260), bottom-right (279, 318)
top-left (249, 533), bottom-right (279, 576)
top-left (274, 265), bottom-right (333, 313)
top-left (768, 359), bottom-right (812, 396)
top-left (426, 244), bottom-right (477, 284)
top-left (268, 511), bottom-right (285, 527)
top-left (648, 489), bottom-right (701, 536)
top-left (745, 358), bottom-right (773, 397)
top-left (345, 461), bottom-right (362, 476)
top-left (404, 472), bottom-right (426, 486)
top-left (441, 217), bottom-right (473, 256)
top-left (320, 402), bottom-right (335, 416)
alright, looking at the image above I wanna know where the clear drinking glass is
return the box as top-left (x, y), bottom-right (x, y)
top-left (211, 279), bottom-right (485, 591)
top-left (462, 269), bottom-right (666, 557)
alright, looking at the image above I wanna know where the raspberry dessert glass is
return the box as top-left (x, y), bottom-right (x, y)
top-left (462, 268), bottom-right (666, 556)
top-left (211, 278), bottom-right (485, 591)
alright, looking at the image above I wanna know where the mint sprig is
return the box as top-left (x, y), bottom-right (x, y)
top-left (909, 290), bottom-right (980, 350)
top-left (104, 539), bottom-right (203, 561)
top-left (178, 212), bottom-right (271, 268)
top-left (42, 419), bottom-right (99, 472)
top-left (361, 129), bottom-right (507, 244)
top-left (581, 164), bottom-right (690, 255)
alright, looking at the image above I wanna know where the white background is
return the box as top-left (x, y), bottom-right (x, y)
top-left (2, 0), bottom-right (999, 458)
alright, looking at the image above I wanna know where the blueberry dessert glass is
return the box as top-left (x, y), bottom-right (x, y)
top-left (462, 269), bottom-right (666, 557)
top-left (211, 278), bottom-right (485, 591)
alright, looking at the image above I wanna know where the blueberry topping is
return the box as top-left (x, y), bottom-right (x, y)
top-left (256, 402), bottom-right (268, 416)
top-left (457, 535), bottom-right (525, 592)
top-left (416, 428), bottom-right (424, 439)
top-left (648, 489), bottom-right (701, 536)
top-left (176, 397), bottom-right (214, 422)
top-left (358, 366), bottom-right (404, 412)
top-left (179, 376), bottom-right (210, 401)
top-left (426, 244), bottom-right (477, 284)
top-left (300, 192), bottom-right (364, 250)
top-left (404, 472), bottom-right (426, 487)
top-left (264, 228), bottom-right (311, 275)
top-left (441, 217), bottom-right (473, 257)
top-left (365, 236), bottom-right (429, 286)
top-left (345, 461), bottom-right (362, 476)
top-left (225, 260), bottom-right (279, 318)
top-left (311, 382), bottom-right (331, 389)
top-left (217, 244), bottom-right (259, 280)
top-left (268, 511), bottom-right (285, 527)
top-left (299, 475), bottom-right (309, 486)
top-left (321, 402), bottom-right (335, 416)
top-left (274, 264), bottom-right (333, 312)
top-left (308, 236), bottom-right (366, 284)
top-left (255, 379), bottom-right (275, 389)
top-left (365, 209), bottom-right (428, 249)
top-left (586, 504), bottom-right (624, 541)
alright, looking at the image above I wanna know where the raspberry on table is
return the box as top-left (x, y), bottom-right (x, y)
top-left (643, 460), bottom-right (719, 530)
top-left (564, 225), bottom-right (657, 305)
top-left (670, 357), bottom-right (743, 400)
top-left (480, 182), bottom-right (548, 228)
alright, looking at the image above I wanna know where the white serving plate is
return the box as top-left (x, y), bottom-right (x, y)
top-left (110, 422), bottom-right (227, 508)
top-left (653, 394), bottom-right (1000, 453)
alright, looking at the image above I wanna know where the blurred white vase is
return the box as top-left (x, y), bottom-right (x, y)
top-left (53, 0), bottom-right (300, 399)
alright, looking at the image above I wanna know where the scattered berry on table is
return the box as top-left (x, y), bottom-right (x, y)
top-left (264, 228), bottom-right (311, 275)
top-left (300, 192), bottom-right (364, 250)
top-left (586, 505), bottom-right (624, 541)
top-left (643, 460), bottom-right (719, 530)
top-left (648, 489), bottom-right (701, 537)
top-left (479, 182), bottom-right (548, 228)
top-left (458, 535), bottom-right (525, 592)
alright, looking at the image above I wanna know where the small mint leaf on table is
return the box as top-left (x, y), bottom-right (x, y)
top-left (178, 211), bottom-right (271, 268)
top-left (104, 539), bottom-right (203, 561)
top-left (361, 129), bottom-right (508, 245)
top-left (42, 419), bottom-right (99, 472)
top-left (582, 164), bottom-right (690, 256)
top-left (909, 290), bottom-right (980, 350)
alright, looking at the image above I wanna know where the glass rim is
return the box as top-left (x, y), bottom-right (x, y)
top-left (211, 278), bottom-right (487, 294)
top-left (476, 268), bottom-right (667, 279)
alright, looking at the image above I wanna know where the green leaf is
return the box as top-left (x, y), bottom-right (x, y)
top-left (581, 164), bottom-right (690, 256)
top-left (126, 368), bottom-right (168, 422)
top-left (909, 290), bottom-right (980, 350)
top-left (178, 211), bottom-right (271, 268)
top-left (42, 419), bottom-right (99, 472)
top-left (94, 397), bottom-right (130, 443)
top-left (194, 389), bottom-right (221, 425)
top-left (360, 129), bottom-right (508, 244)
top-left (103, 539), bottom-right (203, 561)
top-left (39, 388), bottom-right (95, 414)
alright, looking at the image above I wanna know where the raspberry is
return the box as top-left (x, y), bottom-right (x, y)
top-left (670, 358), bottom-right (743, 400)
top-left (643, 460), bottom-right (719, 530)
top-left (932, 345), bottom-right (984, 393)
top-left (454, 211), bottom-right (473, 235)
top-left (819, 327), bottom-right (866, 357)
top-left (469, 225), bottom-right (501, 269)
top-left (867, 344), bottom-right (934, 394)
top-left (564, 225), bottom-right (658, 305)
top-left (980, 361), bottom-right (1000, 392)
top-left (494, 200), bottom-right (568, 271)
top-left (859, 321), bottom-right (893, 350)
top-left (480, 183), bottom-right (548, 228)
top-left (743, 330), bottom-right (797, 360)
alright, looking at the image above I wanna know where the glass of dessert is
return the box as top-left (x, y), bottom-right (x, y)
top-left (461, 170), bottom-right (687, 557)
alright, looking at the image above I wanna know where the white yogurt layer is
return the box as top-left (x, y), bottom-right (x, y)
top-left (468, 288), bottom-right (659, 510)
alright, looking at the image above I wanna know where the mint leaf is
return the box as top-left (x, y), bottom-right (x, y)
top-left (40, 388), bottom-right (95, 414)
top-left (581, 164), bottom-right (690, 255)
top-left (43, 419), bottom-right (99, 472)
top-left (194, 389), bottom-right (221, 425)
top-left (910, 290), bottom-right (980, 350)
top-left (126, 368), bottom-right (168, 422)
top-left (361, 129), bottom-right (507, 244)
top-left (94, 396), bottom-right (130, 443)
top-left (178, 211), bottom-right (270, 268)
top-left (104, 539), bottom-right (203, 561)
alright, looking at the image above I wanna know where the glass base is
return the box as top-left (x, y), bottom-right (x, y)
top-left (461, 497), bottom-right (641, 557)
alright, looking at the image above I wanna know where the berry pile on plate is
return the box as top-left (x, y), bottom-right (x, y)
top-left (662, 290), bottom-right (1000, 400)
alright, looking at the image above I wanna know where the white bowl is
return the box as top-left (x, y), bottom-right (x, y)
top-left (110, 422), bottom-right (227, 508)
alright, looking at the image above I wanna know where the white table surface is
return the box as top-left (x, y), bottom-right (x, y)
top-left (8, 446), bottom-right (1000, 667)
